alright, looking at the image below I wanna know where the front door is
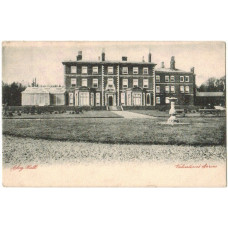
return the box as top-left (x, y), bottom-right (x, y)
top-left (108, 96), bottom-right (113, 106)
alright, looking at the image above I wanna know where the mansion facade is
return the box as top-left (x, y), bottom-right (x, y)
top-left (63, 51), bottom-right (196, 107)
top-left (21, 50), bottom-right (196, 107)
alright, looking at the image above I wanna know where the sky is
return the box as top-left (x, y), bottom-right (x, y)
top-left (2, 41), bottom-right (226, 86)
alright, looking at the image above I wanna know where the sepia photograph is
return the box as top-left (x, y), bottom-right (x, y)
top-left (2, 41), bottom-right (226, 187)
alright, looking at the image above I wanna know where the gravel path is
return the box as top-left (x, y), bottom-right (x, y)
top-left (111, 111), bottom-right (156, 118)
top-left (2, 136), bottom-right (226, 166)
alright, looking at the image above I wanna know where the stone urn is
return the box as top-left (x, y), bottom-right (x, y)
top-left (167, 97), bottom-right (179, 124)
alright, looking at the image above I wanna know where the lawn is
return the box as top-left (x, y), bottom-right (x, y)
top-left (2, 115), bottom-right (226, 146)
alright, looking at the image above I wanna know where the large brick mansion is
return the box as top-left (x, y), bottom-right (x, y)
top-left (22, 50), bottom-right (196, 107)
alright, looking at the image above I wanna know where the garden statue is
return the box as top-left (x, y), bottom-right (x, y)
top-left (167, 97), bottom-right (179, 125)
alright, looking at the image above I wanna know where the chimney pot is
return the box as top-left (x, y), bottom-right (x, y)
top-left (142, 56), bottom-right (145, 62)
top-left (77, 51), bottom-right (82, 61)
top-left (101, 50), bottom-right (105, 61)
top-left (191, 67), bottom-right (195, 73)
top-left (161, 62), bottom-right (165, 68)
top-left (170, 56), bottom-right (175, 69)
top-left (122, 56), bottom-right (127, 61)
top-left (148, 53), bottom-right (152, 62)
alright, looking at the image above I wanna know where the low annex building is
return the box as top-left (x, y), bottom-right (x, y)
top-left (22, 87), bottom-right (66, 106)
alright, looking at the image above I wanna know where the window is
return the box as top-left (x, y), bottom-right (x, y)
top-left (71, 66), bottom-right (77, 73)
top-left (123, 79), bottom-right (128, 88)
top-left (146, 93), bottom-right (150, 105)
top-left (171, 86), bottom-right (175, 93)
top-left (143, 67), bottom-right (148, 74)
top-left (121, 93), bottom-right (125, 105)
top-left (143, 79), bottom-right (149, 88)
top-left (122, 67), bottom-right (128, 74)
top-left (180, 85), bottom-right (184, 93)
top-left (93, 66), bottom-right (98, 74)
top-left (108, 66), bottom-right (113, 74)
top-left (79, 92), bottom-right (89, 106)
top-left (156, 75), bottom-right (160, 82)
top-left (165, 75), bottom-right (169, 82)
top-left (133, 79), bottom-right (138, 87)
top-left (71, 78), bottom-right (76, 86)
top-left (69, 93), bottom-right (74, 105)
top-left (91, 93), bottom-right (94, 106)
top-left (82, 66), bottom-right (88, 74)
top-left (165, 97), bottom-right (170, 104)
top-left (96, 93), bottom-right (100, 106)
top-left (93, 79), bottom-right (98, 88)
top-left (185, 76), bottom-right (189, 82)
top-left (165, 86), bottom-right (169, 93)
top-left (170, 75), bottom-right (175, 82)
top-left (180, 76), bottom-right (184, 82)
top-left (82, 78), bottom-right (87, 87)
top-left (156, 86), bottom-right (160, 93)
top-left (133, 67), bottom-right (138, 74)
top-left (156, 97), bottom-right (160, 104)
top-left (185, 86), bottom-right (189, 93)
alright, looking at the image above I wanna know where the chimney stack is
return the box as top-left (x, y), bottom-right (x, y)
top-left (170, 56), bottom-right (175, 69)
top-left (148, 52), bottom-right (152, 62)
top-left (161, 62), bottom-right (165, 68)
top-left (101, 49), bottom-right (105, 61)
top-left (98, 56), bottom-right (101, 61)
top-left (77, 51), bottom-right (82, 61)
top-left (191, 67), bottom-right (195, 73)
top-left (142, 56), bottom-right (145, 62)
top-left (122, 56), bottom-right (127, 61)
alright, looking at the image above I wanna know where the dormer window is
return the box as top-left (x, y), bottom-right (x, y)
top-left (93, 66), bottom-right (98, 74)
top-left (143, 67), bottom-right (148, 74)
top-left (82, 66), bottom-right (88, 74)
top-left (122, 67), bottom-right (128, 74)
top-left (108, 66), bottom-right (113, 74)
top-left (71, 66), bottom-right (77, 73)
top-left (133, 67), bottom-right (138, 74)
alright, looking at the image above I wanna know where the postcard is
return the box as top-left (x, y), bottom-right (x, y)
top-left (2, 41), bottom-right (226, 187)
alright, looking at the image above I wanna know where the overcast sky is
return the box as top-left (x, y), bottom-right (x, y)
top-left (2, 41), bottom-right (225, 86)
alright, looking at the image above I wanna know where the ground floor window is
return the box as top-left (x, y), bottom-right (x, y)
top-left (146, 93), bottom-right (150, 105)
top-left (121, 92), bottom-right (125, 105)
top-left (79, 92), bottom-right (89, 106)
top-left (156, 97), bottom-right (160, 104)
top-left (165, 97), bottom-right (170, 104)
top-left (91, 93), bottom-right (94, 106)
top-left (96, 92), bottom-right (100, 106)
top-left (133, 93), bottom-right (142, 106)
top-left (127, 93), bottom-right (131, 106)
top-left (69, 93), bottom-right (74, 105)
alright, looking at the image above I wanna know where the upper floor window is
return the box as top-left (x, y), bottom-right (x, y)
top-left (171, 86), bottom-right (175, 93)
top-left (180, 76), bottom-right (184, 82)
top-left (165, 75), bottom-right (169, 82)
top-left (156, 97), bottom-right (160, 104)
top-left (156, 75), bottom-right (160, 82)
top-left (122, 67), bottom-right (128, 74)
top-left (71, 78), bottom-right (76, 86)
top-left (123, 79), bottom-right (128, 88)
top-left (180, 85), bottom-right (184, 93)
top-left (165, 86), bottom-right (169, 93)
top-left (93, 66), bottom-right (98, 74)
top-left (108, 66), bottom-right (113, 74)
top-left (133, 67), bottom-right (138, 74)
top-left (82, 66), bottom-right (88, 74)
top-left (156, 86), bottom-right (160, 93)
top-left (170, 75), bottom-right (175, 82)
top-left (71, 66), bottom-right (77, 74)
top-left (82, 78), bottom-right (87, 87)
top-left (143, 67), bottom-right (148, 74)
top-left (133, 79), bottom-right (138, 87)
top-left (143, 79), bottom-right (149, 88)
top-left (185, 86), bottom-right (190, 93)
top-left (93, 79), bottom-right (98, 88)
top-left (185, 76), bottom-right (189, 82)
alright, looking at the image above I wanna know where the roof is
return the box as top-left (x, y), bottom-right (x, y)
top-left (22, 87), bottom-right (66, 94)
top-left (62, 60), bottom-right (156, 65)
top-left (155, 67), bottom-right (192, 74)
top-left (196, 92), bottom-right (225, 97)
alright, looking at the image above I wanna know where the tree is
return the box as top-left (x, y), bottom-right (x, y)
top-left (198, 76), bottom-right (226, 92)
top-left (2, 81), bottom-right (27, 106)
